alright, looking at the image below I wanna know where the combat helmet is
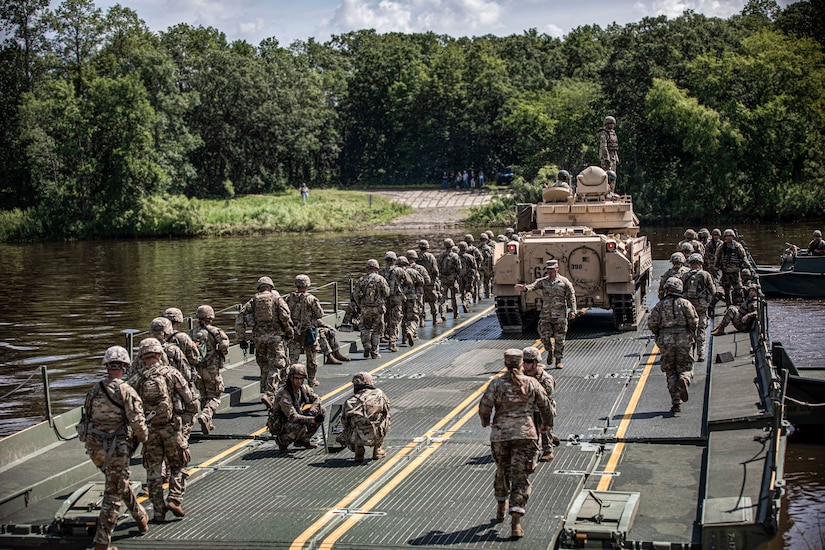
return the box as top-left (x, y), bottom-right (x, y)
top-left (102, 346), bottom-right (130, 367)
top-left (479, 233), bottom-right (489, 241)
top-left (522, 346), bottom-right (541, 363)
top-left (698, 228), bottom-right (710, 239)
top-left (688, 253), bottom-right (703, 265)
top-left (150, 316), bottom-right (173, 339)
top-left (670, 252), bottom-right (685, 264)
top-left (664, 277), bottom-right (683, 294)
top-left (138, 337), bottom-right (164, 357)
top-left (289, 364), bottom-right (308, 378)
top-left (814, 230), bottom-right (822, 238)
top-left (679, 242), bottom-right (693, 255)
top-left (397, 256), bottom-right (410, 266)
top-left (557, 170), bottom-right (570, 182)
top-left (352, 371), bottom-right (374, 385)
top-left (418, 239), bottom-right (430, 250)
top-left (464, 234), bottom-right (474, 243)
top-left (457, 241), bottom-right (468, 251)
top-left (294, 274), bottom-right (311, 288)
top-left (723, 229), bottom-right (736, 238)
top-left (443, 238), bottom-right (455, 248)
top-left (604, 115), bottom-right (616, 125)
top-left (366, 259), bottom-right (380, 270)
top-left (257, 276), bottom-right (274, 290)
top-left (196, 305), bottom-right (215, 320)
top-left (405, 249), bottom-right (419, 260)
top-left (684, 229), bottom-right (697, 240)
top-left (162, 307), bottom-right (184, 324)
top-left (712, 228), bottom-right (722, 237)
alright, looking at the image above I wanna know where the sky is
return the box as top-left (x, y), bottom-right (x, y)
top-left (92, 0), bottom-right (794, 46)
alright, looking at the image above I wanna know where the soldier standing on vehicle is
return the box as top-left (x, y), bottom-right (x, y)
top-left (336, 371), bottom-right (391, 462)
top-left (598, 115), bottom-right (619, 172)
top-left (680, 254), bottom-right (716, 362)
top-left (714, 229), bottom-right (750, 306)
top-left (514, 259), bottom-right (576, 369)
top-left (354, 259), bottom-right (391, 359)
top-left (130, 338), bottom-right (198, 523)
top-left (190, 305), bottom-right (229, 434)
top-left (285, 274), bottom-right (325, 387)
top-left (438, 238), bottom-right (462, 320)
top-left (267, 364), bottom-right (326, 452)
top-left (478, 349), bottom-right (553, 538)
top-left (648, 278), bottom-right (699, 413)
top-left (522, 346), bottom-right (557, 462)
top-left (78, 346), bottom-right (149, 549)
top-left (417, 240), bottom-right (442, 324)
top-left (235, 277), bottom-right (295, 393)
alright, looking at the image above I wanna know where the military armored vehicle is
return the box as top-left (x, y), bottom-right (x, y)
top-left (492, 166), bottom-right (652, 332)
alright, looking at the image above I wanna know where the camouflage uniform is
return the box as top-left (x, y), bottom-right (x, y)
top-left (680, 260), bottom-right (716, 361)
top-left (354, 261), bottom-right (391, 359)
top-left (80, 349), bottom-right (149, 548)
top-left (437, 240), bottom-right (462, 319)
top-left (456, 242), bottom-right (477, 312)
top-left (648, 280), bottom-right (699, 412)
top-left (714, 234), bottom-right (749, 306)
top-left (285, 281), bottom-right (325, 386)
top-left (190, 306), bottom-right (229, 434)
top-left (379, 254), bottom-right (411, 352)
top-left (417, 240), bottom-right (442, 324)
top-left (677, 229), bottom-right (705, 256)
top-left (398, 256), bottom-right (426, 346)
top-left (597, 116), bottom-right (619, 172)
top-left (523, 347), bottom-right (557, 457)
top-left (405, 249), bottom-right (431, 329)
top-left (478, 350), bottom-right (553, 522)
top-left (267, 367), bottom-right (326, 450)
top-left (464, 235), bottom-right (484, 302)
top-left (336, 372), bottom-right (391, 461)
top-left (130, 346), bottom-right (198, 522)
top-left (712, 287), bottom-right (759, 334)
top-left (521, 268), bottom-right (576, 367)
top-left (235, 280), bottom-right (295, 392)
top-left (163, 307), bottom-right (200, 368)
top-left (658, 254), bottom-right (689, 299)
top-left (477, 235), bottom-right (495, 299)
top-left (703, 233), bottom-right (722, 279)
top-left (807, 231), bottom-right (825, 255)
top-left (318, 321), bottom-right (349, 362)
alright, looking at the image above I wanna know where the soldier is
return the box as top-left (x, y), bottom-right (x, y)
top-left (514, 259), bottom-right (576, 369)
top-left (648, 278), bottom-right (698, 413)
top-left (398, 255), bottom-right (427, 346)
top-left (438, 238), bottom-right (462, 320)
top-left (235, 276), bottom-right (294, 393)
top-left (162, 308), bottom-right (200, 367)
top-left (405, 249), bottom-right (431, 329)
top-left (658, 253), bottom-right (688, 299)
top-left (379, 251), bottom-right (411, 352)
top-left (478, 349), bottom-right (553, 538)
top-left (598, 115), bottom-right (619, 172)
top-left (267, 364), bottom-right (326, 452)
top-left (130, 338), bottom-right (198, 523)
top-left (285, 274), bottom-right (325, 387)
top-left (456, 241), bottom-right (477, 313)
top-left (190, 305), bottom-right (229, 434)
top-left (714, 229), bottom-right (749, 306)
top-left (319, 320), bottom-right (350, 364)
top-left (78, 346), bottom-right (149, 550)
top-left (477, 233), bottom-right (495, 299)
top-left (680, 254), bottom-right (716, 362)
top-left (711, 284), bottom-right (760, 336)
top-left (522, 346), bottom-right (557, 462)
top-left (464, 234), bottom-right (484, 302)
top-left (808, 230), bottom-right (825, 256)
top-left (678, 229), bottom-right (705, 256)
top-left (150, 317), bottom-right (197, 440)
top-left (704, 229), bottom-right (723, 279)
top-left (417, 240), bottom-right (442, 324)
top-left (336, 371), bottom-right (391, 462)
top-left (353, 259), bottom-right (391, 359)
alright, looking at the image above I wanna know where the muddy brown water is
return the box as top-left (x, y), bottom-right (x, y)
top-left (0, 222), bottom-right (822, 548)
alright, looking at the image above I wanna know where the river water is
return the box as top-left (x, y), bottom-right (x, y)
top-left (0, 222), bottom-right (822, 547)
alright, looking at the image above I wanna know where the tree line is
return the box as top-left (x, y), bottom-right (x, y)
top-left (1, 0), bottom-right (824, 240)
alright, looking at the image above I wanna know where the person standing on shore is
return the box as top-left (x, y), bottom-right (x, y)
top-left (78, 346), bottom-right (149, 549)
top-left (478, 349), bottom-right (554, 538)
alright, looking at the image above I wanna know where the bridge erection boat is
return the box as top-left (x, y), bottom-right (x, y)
top-left (0, 261), bottom-right (788, 549)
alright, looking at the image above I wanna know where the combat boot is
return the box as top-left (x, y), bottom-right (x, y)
top-left (670, 403), bottom-right (681, 413)
top-left (198, 415), bottom-right (212, 435)
top-left (261, 394), bottom-right (273, 410)
top-left (510, 512), bottom-right (524, 538)
top-left (363, 345), bottom-right (371, 358)
top-left (333, 350), bottom-right (351, 362)
top-left (697, 353), bottom-right (705, 362)
top-left (678, 379), bottom-right (689, 402)
top-left (496, 501), bottom-right (507, 522)
top-left (324, 353), bottom-right (343, 365)
top-left (710, 326), bottom-right (725, 336)
top-left (136, 513), bottom-right (149, 533)
top-left (372, 448), bottom-right (386, 460)
top-left (166, 499), bottom-right (185, 518)
top-left (539, 448), bottom-right (554, 462)
top-left (371, 352), bottom-right (382, 359)
top-left (405, 334), bottom-right (414, 347)
top-left (354, 447), bottom-right (366, 463)
top-left (555, 360), bottom-right (563, 370)
top-left (388, 343), bottom-right (399, 352)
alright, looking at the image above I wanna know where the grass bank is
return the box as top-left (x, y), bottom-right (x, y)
top-left (0, 190), bottom-right (412, 242)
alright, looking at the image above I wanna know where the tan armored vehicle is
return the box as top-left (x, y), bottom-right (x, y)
top-left (493, 166), bottom-right (652, 332)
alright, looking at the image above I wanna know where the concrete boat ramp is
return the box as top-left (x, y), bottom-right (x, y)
top-left (0, 261), bottom-right (786, 549)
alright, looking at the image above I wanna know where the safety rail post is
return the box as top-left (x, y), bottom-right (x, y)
top-left (41, 366), bottom-right (52, 426)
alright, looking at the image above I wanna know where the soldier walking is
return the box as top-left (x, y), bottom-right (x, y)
top-left (235, 276), bottom-right (294, 392)
top-left (336, 371), bottom-right (391, 462)
top-left (397, 255), bottom-right (425, 346)
top-left (285, 274), bottom-right (325, 386)
top-left (514, 259), bottom-right (576, 369)
top-left (522, 346), bottom-right (557, 461)
top-left (416, 240), bottom-right (442, 324)
top-left (162, 307), bottom-right (200, 367)
top-left (379, 252), bottom-right (411, 352)
top-left (648, 278), bottom-right (699, 413)
top-left (437, 239), bottom-right (462, 320)
top-left (714, 229), bottom-right (750, 306)
top-left (680, 254), bottom-right (716, 362)
top-left (78, 346), bottom-right (149, 550)
top-left (354, 259), bottom-right (391, 359)
top-left (478, 349), bottom-right (554, 538)
top-left (190, 305), bottom-right (229, 434)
